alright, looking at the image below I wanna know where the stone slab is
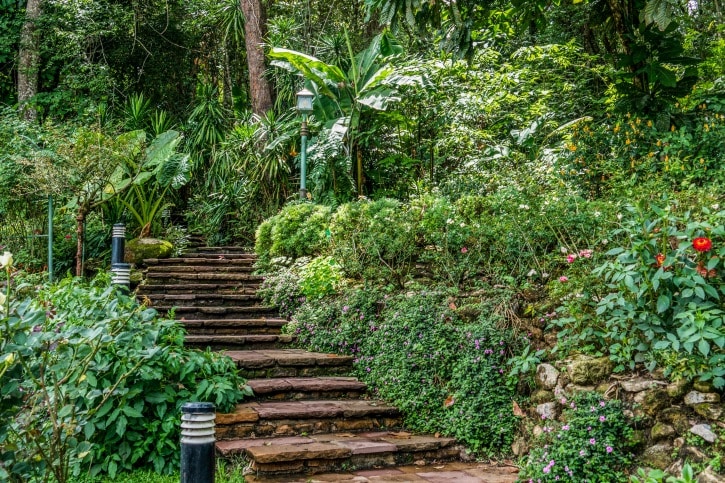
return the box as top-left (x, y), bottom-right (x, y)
top-left (216, 403), bottom-right (260, 424)
top-left (247, 442), bottom-right (352, 463)
top-left (335, 439), bottom-right (398, 455)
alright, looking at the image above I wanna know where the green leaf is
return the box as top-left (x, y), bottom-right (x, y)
top-left (698, 339), bottom-right (710, 357)
top-left (656, 294), bottom-right (670, 313)
top-left (116, 414), bottom-right (127, 437)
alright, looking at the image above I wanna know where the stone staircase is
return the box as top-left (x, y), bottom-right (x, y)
top-left (137, 247), bottom-right (463, 479)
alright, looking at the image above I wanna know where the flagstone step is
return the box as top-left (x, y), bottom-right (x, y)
top-left (137, 283), bottom-right (261, 295)
top-left (145, 272), bottom-right (265, 284)
top-left (147, 265), bottom-right (256, 274)
top-left (216, 431), bottom-right (461, 477)
top-left (188, 246), bottom-right (254, 254)
top-left (247, 377), bottom-right (368, 400)
top-left (144, 256), bottom-right (257, 266)
top-left (179, 318), bottom-right (286, 335)
top-left (142, 293), bottom-right (262, 307)
top-left (225, 350), bottom-right (354, 378)
top-left (215, 400), bottom-right (403, 441)
top-left (153, 305), bottom-right (277, 319)
top-left (184, 334), bottom-right (296, 350)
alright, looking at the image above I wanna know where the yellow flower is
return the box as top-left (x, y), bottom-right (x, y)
top-left (568, 144), bottom-right (577, 152)
top-left (671, 125), bottom-right (676, 132)
top-left (613, 125), bottom-right (620, 133)
top-left (647, 120), bottom-right (653, 127)
top-left (626, 138), bottom-right (631, 145)
top-left (704, 124), bottom-right (709, 132)
top-left (0, 252), bottom-right (12, 269)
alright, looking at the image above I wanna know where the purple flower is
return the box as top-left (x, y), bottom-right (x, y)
top-left (562, 425), bottom-right (570, 431)
top-left (606, 446), bottom-right (613, 453)
top-left (589, 438), bottom-right (596, 445)
top-left (342, 306), bottom-right (349, 313)
top-left (579, 450), bottom-right (586, 456)
top-left (599, 415), bottom-right (606, 422)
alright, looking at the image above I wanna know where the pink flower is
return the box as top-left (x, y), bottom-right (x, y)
top-left (606, 446), bottom-right (613, 453)
top-left (599, 416), bottom-right (606, 422)
top-left (559, 276), bottom-right (568, 283)
top-left (461, 247), bottom-right (468, 254)
top-left (579, 249), bottom-right (593, 258)
top-left (589, 438), bottom-right (596, 445)
top-left (567, 254), bottom-right (577, 263)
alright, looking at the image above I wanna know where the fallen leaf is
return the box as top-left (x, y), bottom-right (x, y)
top-left (512, 400), bottom-right (525, 417)
top-left (444, 395), bottom-right (455, 408)
top-left (449, 302), bottom-right (457, 310)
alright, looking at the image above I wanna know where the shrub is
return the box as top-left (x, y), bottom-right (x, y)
top-left (299, 256), bottom-right (342, 299)
top-left (552, 202), bottom-right (725, 387)
top-left (518, 392), bottom-right (634, 483)
top-left (329, 199), bottom-right (419, 287)
top-left (0, 269), bottom-right (249, 482)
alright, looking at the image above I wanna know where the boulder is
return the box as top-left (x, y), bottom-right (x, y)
top-left (536, 402), bottom-right (559, 422)
top-left (535, 363), bottom-right (559, 390)
top-left (640, 443), bottom-right (674, 470)
top-left (697, 466), bottom-right (725, 483)
top-left (693, 380), bottom-right (716, 393)
top-left (530, 389), bottom-right (554, 404)
top-left (568, 356), bottom-right (613, 385)
top-left (125, 237), bottom-right (173, 265)
top-left (621, 378), bottom-right (664, 393)
top-left (692, 403), bottom-right (723, 421)
top-left (650, 423), bottom-right (675, 441)
top-left (690, 424), bottom-right (718, 443)
top-left (684, 391), bottom-right (720, 406)
top-left (667, 379), bottom-right (691, 399)
top-left (635, 388), bottom-right (670, 416)
top-left (659, 408), bottom-right (690, 434)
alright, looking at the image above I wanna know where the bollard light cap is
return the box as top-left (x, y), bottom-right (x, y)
top-left (182, 402), bottom-right (215, 414)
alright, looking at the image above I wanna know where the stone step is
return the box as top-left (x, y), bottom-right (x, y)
top-left (180, 318), bottom-right (287, 335)
top-left (247, 377), bottom-right (368, 401)
top-left (184, 334), bottom-right (296, 350)
top-left (146, 265), bottom-right (255, 273)
top-left (154, 305), bottom-right (277, 319)
top-left (187, 246), bottom-right (254, 253)
top-left (137, 283), bottom-right (261, 295)
top-left (225, 350), bottom-right (354, 379)
top-left (145, 272), bottom-right (265, 284)
top-left (215, 400), bottom-right (403, 441)
top-left (143, 293), bottom-right (262, 307)
top-left (151, 252), bottom-right (255, 260)
top-left (144, 256), bottom-right (257, 266)
top-left (215, 431), bottom-right (460, 477)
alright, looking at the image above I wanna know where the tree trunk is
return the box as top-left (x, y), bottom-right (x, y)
top-left (240, 0), bottom-right (273, 116)
top-left (18, 0), bottom-right (41, 122)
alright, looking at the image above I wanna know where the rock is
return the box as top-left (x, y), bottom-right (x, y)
top-left (635, 389), bottom-right (670, 416)
top-left (690, 424), bottom-right (718, 443)
top-left (693, 380), bottom-right (715, 393)
top-left (530, 389), bottom-right (554, 404)
top-left (564, 383), bottom-right (596, 394)
top-left (680, 445), bottom-right (709, 462)
top-left (667, 379), bottom-right (691, 399)
top-left (660, 408), bottom-right (690, 433)
top-left (544, 333), bottom-right (558, 348)
top-left (533, 425), bottom-right (544, 438)
top-left (568, 356), bottom-right (613, 385)
top-left (640, 443), bottom-right (674, 470)
top-left (511, 437), bottom-right (528, 456)
top-left (125, 237), bottom-right (173, 265)
top-left (536, 402), bottom-right (559, 422)
top-left (535, 363), bottom-right (559, 390)
top-left (650, 423), bottom-right (676, 441)
top-left (697, 466), bottom-right (725, 483)
top-left (692, 403), bottom-right (724, 421)
top-left (621, 378), bottom-right (664, 393)
top-left (666, 460), bottom-right (684, 478)
top-left (673, 437), bottom-right (684, 448)
top-left (130, 268), bottom-right (144, 286)
top-left (684, 391), bottom-right (721, 406)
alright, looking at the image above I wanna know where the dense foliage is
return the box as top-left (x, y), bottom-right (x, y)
top-left (0, 266), bottom-right (249, 482)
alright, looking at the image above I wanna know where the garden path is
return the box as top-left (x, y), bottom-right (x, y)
top-left (137, 246), bottom-right (519, 482)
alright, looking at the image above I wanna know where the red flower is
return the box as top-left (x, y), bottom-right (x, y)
top-left (655, 253), bottom-right (665, 267)
top-left (692, 237), bottom-right (713, 252)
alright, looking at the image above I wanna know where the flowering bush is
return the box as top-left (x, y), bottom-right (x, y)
top-left (519, 392), bottom-right (634, 483)
top-left (553, 202), bottom-right (725, 387)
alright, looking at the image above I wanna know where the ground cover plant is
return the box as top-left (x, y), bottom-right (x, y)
top-left (0, 258), bottom-right (250, 482)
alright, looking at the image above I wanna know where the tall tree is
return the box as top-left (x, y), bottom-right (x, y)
top-left (17, 0), bottom-right (40, 121)
top-left (241, 0), bottom-right (273, 115)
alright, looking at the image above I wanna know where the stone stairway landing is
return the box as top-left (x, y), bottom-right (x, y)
top-left (138, 248), bottom-right (465, 478)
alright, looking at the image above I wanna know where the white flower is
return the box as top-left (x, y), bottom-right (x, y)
top-left (460, 222), bottom-right (466, 228)
top-left (0, 252), bottom-right (12, 269)
top-left (616, 213), bottom-right (623, 220)
top-left (541, 272), bottom-right (550, 279)
top-left (560, 246), bottom-right (568, 254)
top-left (446, 218), bottom-right (454, 225)
top-left (594, 211), bottom-right (601, 217)
top-left (713, 204), bottom-right (720, 210)
top-left (0, 291), bottom-right (5, 310)
top-left (601, 239), bottom-right (608, 245)
top-left (519, 204), bottom-right (530, 210)
top-left (527, 269), bottom-right (537, 277)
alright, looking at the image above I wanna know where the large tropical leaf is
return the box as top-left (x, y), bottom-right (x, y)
top-left (269, 48), bottom-right (346, 98)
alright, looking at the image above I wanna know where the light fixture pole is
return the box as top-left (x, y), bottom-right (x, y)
top-left (296, 88), bottom-right (314, 200)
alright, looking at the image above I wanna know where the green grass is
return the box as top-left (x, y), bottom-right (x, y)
top-left (73, 460), bottom-right (247, 483)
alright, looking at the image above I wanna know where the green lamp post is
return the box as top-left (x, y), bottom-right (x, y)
top-left (296, 88), bottom-right (314, 200)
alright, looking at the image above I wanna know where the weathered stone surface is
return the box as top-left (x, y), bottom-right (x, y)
top-left (621, 378), bottom-right (665, 393)
top-left (536, 402), bottom-right (559, 421)
top-left (530, 389), bottom-right (553, 404)
top-left (511, 437), bottom-right (528, 456)
top-left (216, 404), bottom-right (260, 424)
top-left (690, 424), bottom-right (718, 443)
top-left (568, 356), bottom-right (613, 385)
top-left (692, 403), bottom-right (724, 421)
top-left (659, 408), bottom-right (690, 433)
top-left (641, 443), bottom-right (674, 470)
top-left (697, 466), bottom-right (725, 483)
top-left (684, 391), bottom-right (721, 406)
top-left (630, 430), bottom-right (647, 449)
top-left (693, 380), bottom-right (716, 393)
top-left (564, 383), bottom-right (596, 394)
top-left (336, 439), bottom-right (397, 455)
top-left (248, 441), bottom-right (352, 463)
top-left (680, 445), bottom-right (710, 462)
top-left (125, 237), bottom-right (173, 264)
top-left (667, 379), bottom-right (691, 399)
top-left (650, 423), bottom-right (676, 441)
top-left (535, 364), bottom-right (559, 390)
top-left (635, 389), bottom-right (670, 416)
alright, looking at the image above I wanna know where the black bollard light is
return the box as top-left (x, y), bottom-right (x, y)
top-left (181, 402), bottom-right (216, 483)
top-left (111, 262), bottom-right (131, 289)
top-left (111, 223), bottom-right (126, 265)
